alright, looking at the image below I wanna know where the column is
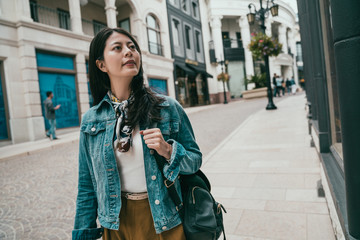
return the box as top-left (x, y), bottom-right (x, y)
top-left (210, 15), bottom-right (228, 98)
top-left (76, 54), bottom-right (90, 115)
top-left (15, 0), bottom-right (33, 21)
top-left (239, 16), bottom-right (254, 78)
top-left (288, 29), bottom-right (299, 83)
top-left (104, 0), bottom-right (117, 28)
top-left (68, 0), bottom-right (83, 34)
top-left (278, 24), bottom-right (288, 53)
top-left (330, 0), bottom-right (360, 238)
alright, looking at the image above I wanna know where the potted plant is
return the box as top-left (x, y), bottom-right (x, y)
top-left (248, 73), bottom-right (267, 89)
top-left (248, 32), bottom-right (282, 59)
top-left (217, 72), bottom-right (230, 82)
top-left (242, 74), bottom-right (268, 99)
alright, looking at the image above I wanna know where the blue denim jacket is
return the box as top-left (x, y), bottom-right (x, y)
top-left (72, 94), bottom-right (202, 240)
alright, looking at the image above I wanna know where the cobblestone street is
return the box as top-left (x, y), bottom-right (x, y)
top-left (0, 96), bottom-right (288, 240)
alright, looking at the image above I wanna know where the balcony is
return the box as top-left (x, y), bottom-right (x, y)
top-left (148, 41), bottom-right (164, 56)
top-left (30, 1), bottom-right (71, 30)
top-left (29, 1), bottom-right (107, 36)
top-left (223, 39), bottom-right (245, 62)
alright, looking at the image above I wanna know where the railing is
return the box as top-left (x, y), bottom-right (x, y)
top-left (93, 21), bottom-right (107, 36)
top-left (223, 39), bottom-right (245, 61)
top-left (148, 42), bottom-right (164, 56)
top-left (30, 2), bottom-right (71, 30)
top-left (223, 39), bottom-right (243, 49)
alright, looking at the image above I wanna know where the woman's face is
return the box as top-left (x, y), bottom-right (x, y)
top-left (97, 32), bottom-right (141, 81)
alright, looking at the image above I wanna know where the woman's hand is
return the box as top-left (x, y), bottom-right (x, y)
top-left (140, 128), bottom-right (172, 160)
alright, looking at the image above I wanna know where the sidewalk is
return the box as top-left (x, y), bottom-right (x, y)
top-left (202, 94), bottom-right (335, 240)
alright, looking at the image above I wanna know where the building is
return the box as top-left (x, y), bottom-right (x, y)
top-left (0, 0), bottom-right (174, 145)
top-left (166, 0), bottom-right (212, 107)
top-left (202, 0), bottom-right (299, 100)
top-left (297, 0), bottom-right (360, 239)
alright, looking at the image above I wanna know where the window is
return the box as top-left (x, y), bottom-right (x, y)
top-left (296, 42), bottom-right (303, 62)
top-left (93, 20), bottom-right (106, 36)
top-left (192, 1), bottom-right (199, 19)
top-left (0, 62), bottom-right (9, 140)
top-left (172, 19), bottom-right (180, 46)
top-left (119, 18), bottom-right (130, 33)
top-left (147, 15), bottom-right (162, 56)
top-left (36, 51), bottom-right (79, 129)
top-left (194, 28), bottom-right (204, 62)
top-left (185, 26), bottom-right (191, 49)
top-left (171, 17), bottom-right (184, 57)
top-left (148, 78), bottom-right (168, 95)
top-left (57, 8), bottom-right (70, 30)
top-left (184, 23), bottom-right (194, 59)
top-left (30, 0), bottom-right (39, 22)
top-left (181, 0), bottom-right (190, 14)
top-left (168, 0), bottom-right (179, 7)
top-left (195, 31), bottom-right (201, 53)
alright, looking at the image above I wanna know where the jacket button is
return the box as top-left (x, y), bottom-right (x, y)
top-left (151, 175), bottom-right (156, 180)
top-left (150, 149), bottom-right (154, 155)
top-left (155, 200), bottom-right (160, 205)
top-left (91, 127), bottom-right (96, 132)
top-left (162, 226), bottom-right (167, 230)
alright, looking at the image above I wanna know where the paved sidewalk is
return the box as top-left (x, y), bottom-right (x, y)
top-left (202, 95), bottom-right (335, 240)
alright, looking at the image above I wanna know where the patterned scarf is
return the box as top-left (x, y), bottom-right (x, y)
top-left (108, 91), bottom-right (134, 152)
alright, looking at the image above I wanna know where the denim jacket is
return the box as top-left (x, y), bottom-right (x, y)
top-left (72, 94), bottom-right (202, 240)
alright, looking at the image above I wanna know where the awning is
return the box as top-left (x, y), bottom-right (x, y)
top-left (175, 62), bottom-right (196, 77)
top-left (186, 64), bottom-right (213, 78)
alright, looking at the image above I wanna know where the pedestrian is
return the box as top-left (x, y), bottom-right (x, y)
top-left (43, 91), bottom-right (60, 140)
top-left (275, 75), bottom-right (282, 97)
top-left (272, 73), bottom-right (278, 97)
top-left (290, 76), bottom-right (297, 95)
top-left (286, 78), bottom-right (291, 95)
top-left (72, 27), bottom-right (202, 240)
top-left (281, 77), bottom-right (285, 96)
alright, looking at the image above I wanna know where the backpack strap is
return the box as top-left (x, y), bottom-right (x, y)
top-left (153, 151), bottom-right (184, 212)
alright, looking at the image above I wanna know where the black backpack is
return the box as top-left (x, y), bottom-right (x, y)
top-left (154, 152), bottom-right (226, 240)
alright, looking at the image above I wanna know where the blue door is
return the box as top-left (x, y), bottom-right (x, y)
top-left (36, 51), bottom-right (79, 130)
top-left (39, 73), bottom-right (79, 129)
top-left (0, 72), bottom-right (8, 140)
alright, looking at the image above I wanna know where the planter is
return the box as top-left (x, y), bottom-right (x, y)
top-left (242, 87), bottom-right (267, 99)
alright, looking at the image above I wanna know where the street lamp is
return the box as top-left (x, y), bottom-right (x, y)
top-left (247, 0), bottom-right (279, 110)
top-left (217, 59), bottom-right (229, 104)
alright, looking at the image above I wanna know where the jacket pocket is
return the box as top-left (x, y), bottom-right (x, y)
top-left (158, 120), bottom-right (180, 140)
top-left (81, 122), bottom-right (107, 135)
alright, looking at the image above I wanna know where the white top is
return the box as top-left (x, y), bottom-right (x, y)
top-left (113, 125), bottom-right (147, 193)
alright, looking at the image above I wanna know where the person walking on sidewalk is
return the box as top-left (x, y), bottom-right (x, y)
top-left (43, 91), bottom-right (60, 140)
top-left (72, 28), bottom-right (202, 240)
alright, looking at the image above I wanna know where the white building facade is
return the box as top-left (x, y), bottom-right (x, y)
top-left (200, 0), bottom-right (299, 99)
top-left (0, 0), bottom-right (175, 145)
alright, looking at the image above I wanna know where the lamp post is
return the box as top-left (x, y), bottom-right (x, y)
top-left (218, 59), bottom-right (229, 104)
top-left (247, 0), bottom-right (279, 110)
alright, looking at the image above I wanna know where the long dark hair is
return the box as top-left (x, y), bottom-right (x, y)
top-left (88, 27), bottom-right (164, 127)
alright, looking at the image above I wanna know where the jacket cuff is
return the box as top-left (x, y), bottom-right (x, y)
top-left (163, 139), bottom-right (185, 182)
top-left (72, 227), bottom-right (103, 240)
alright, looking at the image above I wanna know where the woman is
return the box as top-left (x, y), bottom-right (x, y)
top-left (72, 28), bottom-right (202, 240)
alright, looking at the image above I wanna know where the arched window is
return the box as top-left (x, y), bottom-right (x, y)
top-left (146, 14), bottom-right (163, 56)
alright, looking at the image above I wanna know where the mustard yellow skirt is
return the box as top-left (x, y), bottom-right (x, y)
top-left (103, 197), bottom-right (186, 240)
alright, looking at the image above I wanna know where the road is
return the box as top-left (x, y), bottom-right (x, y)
top-left (0, 95), bottom-right (289, 240)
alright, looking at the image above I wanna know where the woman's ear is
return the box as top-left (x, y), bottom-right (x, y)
top-left (96, 59), bottom-right (107, 73)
